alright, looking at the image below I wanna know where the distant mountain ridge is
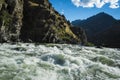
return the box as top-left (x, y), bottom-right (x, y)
top-left (72, 12), bottom-right (117, 37)
top-left (72, 12), bottom-right (120, 48)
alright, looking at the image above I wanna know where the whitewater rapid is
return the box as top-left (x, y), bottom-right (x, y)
top-left (0, 43), bottom-right (120, 80)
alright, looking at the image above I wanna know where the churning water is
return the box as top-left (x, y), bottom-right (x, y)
top-left (0, 43), bottom-right (120, 80)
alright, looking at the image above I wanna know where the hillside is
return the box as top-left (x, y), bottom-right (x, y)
top-left (72, 12), bottom-right (120, 47)
top-left (72, 12), bottom-right (117, 38)
top-left (70, 27), bottom-right (87, 45)
top-left (93, 21), bottom-right (120, 47)
top-left (0, 0), bottom-right (86, 44)
top-left (20, 0), bottom-right (79, 43)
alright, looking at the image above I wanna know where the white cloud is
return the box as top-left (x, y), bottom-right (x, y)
top-left (71, 0), bottom-right (81, 7)
top-left (71, 0), bottom-right (120, 8)
top-left (109, 1), bottom-right (119, 8)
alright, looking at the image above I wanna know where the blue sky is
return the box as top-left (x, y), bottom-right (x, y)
top-left (49, 0), bottom-right (120, 21)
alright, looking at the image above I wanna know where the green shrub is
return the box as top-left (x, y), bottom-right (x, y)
top-left (85, 42), bottom-right (95, 46)
top-left (0, 10), bottom-right (12, 26)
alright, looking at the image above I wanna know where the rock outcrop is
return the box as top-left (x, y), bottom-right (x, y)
top-left (70, 26), bottom-right (87, 45)
top-left (0, 0), bottom-right (84, 44)
top-left (0, 0), bottom-right (23, 42)
top-left (20, 0), bottom-right (80, 43)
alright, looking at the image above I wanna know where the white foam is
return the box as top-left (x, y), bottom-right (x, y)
top-left (0, 43), bottom-right (120, 80)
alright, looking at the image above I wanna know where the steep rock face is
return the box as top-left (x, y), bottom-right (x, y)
top-left (0, 0), bottom-right (23, 42)
top-left (70, 27), bottom-right (87, 45)
top-left (0, 0), bottom-right (82, 44)
top-left (20, 0), bottom-right (79, 43)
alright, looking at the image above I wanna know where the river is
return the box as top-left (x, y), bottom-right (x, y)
top-left (0, 43), bottom-right (120, 80)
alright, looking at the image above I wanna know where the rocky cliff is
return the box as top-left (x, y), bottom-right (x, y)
top-left (0, 0), bottom-right (23, 42)
top-left (20, 0), bottom-right (80, 43)
top-left (0, 0), bottom-right (84, 44)
top-left (70, 26), bottom-right (87, 45)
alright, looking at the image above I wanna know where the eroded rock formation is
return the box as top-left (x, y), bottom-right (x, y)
top-left (0, 0), bottom-right (85, 44)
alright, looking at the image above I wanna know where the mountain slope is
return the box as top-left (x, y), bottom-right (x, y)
top-left (93, 21), bottom-right (120, 47)
top-left (70, 27), bottom-right (87, 45)
top-left (72, 12), bottom-right (117, 38)
top-left (72, 12), bottom-right (120, 47)
top-left (0, 0), bottom-right (85, 44)
top-left (20, 0), bottom-right (80, 43)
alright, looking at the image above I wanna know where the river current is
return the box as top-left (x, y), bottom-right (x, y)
top-left (0, 43), bottom-right (120, 80)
